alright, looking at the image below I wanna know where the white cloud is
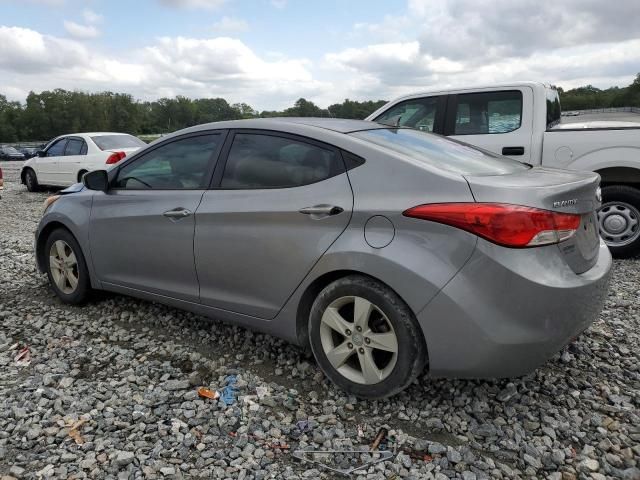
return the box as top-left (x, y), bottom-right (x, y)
top-left (212, 16), bottom-right (249, 34)
top-left (270, 0), bottom-right (287, 8)
top-left (82, 9), bottom-right (103, 24)
top-left (0, 27), bottom-right (326, 110)
top-left (320, 0), bottom-right (640, 102)
top-left (64, 20), bottom-right (100, 39)
top-left (158, 0), bottom-right (226, 9)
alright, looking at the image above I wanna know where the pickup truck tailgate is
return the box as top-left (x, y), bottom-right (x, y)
top-left (465, 167), bottom-right (602, 273)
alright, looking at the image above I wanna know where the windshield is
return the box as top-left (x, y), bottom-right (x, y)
top-left (3, 147), bottom-right (20, 154)
top-left (91, 134), bottom-right (146, 151)
top-left (351, 128), bottom-right (530, 175)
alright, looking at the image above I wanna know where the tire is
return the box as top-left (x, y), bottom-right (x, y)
top-left (24, 168), bottom-right (40, 192)
top-left (44, 228), bottom-right (91, 304)
top-left (309, 275), bottom-right (426, 399)
top-left (599, 185), bottom-right (640, 259)
top-left (77, 170), bottom-right (88, 183)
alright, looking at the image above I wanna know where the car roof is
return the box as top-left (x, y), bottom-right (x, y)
top-left (61, 132), bottom-right (133, 137)
top-left (176, 117), bottom-right (386, 136)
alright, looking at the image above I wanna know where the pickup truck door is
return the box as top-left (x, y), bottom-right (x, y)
top-left (445, 87), bottom-right (534, 163)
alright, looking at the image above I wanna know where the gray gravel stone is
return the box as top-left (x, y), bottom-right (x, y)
top-left (0, 161), bottom-right (638, 479)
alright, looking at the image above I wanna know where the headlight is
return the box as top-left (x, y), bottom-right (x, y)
top-left (43, 195), bottom-right (61, 213)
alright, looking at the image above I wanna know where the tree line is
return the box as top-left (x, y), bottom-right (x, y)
top-left (0, 74), bottom-right (639, 142)
top-left (0, 92), bottom-right (386, 142)
top-left (558, 73), bottom-right (640, 110)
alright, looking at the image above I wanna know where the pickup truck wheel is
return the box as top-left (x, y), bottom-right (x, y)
top-left (598, 185), bottom-right (640, 258)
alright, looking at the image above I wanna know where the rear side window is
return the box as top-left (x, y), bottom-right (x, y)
top-left (65, 138), bottom-right (86, 156)
top-left (91, 134), bottom-right (146, 151)
top-left (374, 96), bottom-right (442, 132)
top-left (114, 134), bottom-right (221, 190)
top-left (452, 90), bottom-right (522, 135)
top-left (351, 128), bottom-right (529, 175)
top-left (546, 88), bottom-right (561, 129)
top-left (46, 139), bottom-right (67, 157)
top-left (221, 133), bottom-right (344, 189)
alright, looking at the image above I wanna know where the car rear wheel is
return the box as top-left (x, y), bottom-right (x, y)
top-left (45, 229), bottom-right (90, 304)
top-left (309, 275), bottom-right (426, 399)
top-left (24, 168), bottom-right (40, 192)
top-left (598, 185), bottom-right (640, 258)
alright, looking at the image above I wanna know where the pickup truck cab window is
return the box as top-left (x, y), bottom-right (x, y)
top-left (452, 90), bottom-right (523, 135)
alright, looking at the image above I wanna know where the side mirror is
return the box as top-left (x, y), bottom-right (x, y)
top-left (82, 170), bottom-right (109, 192)
top-left (37, 150), bottom-right (46, 157)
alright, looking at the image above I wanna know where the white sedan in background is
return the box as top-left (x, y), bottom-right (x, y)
top-left (21, 132), bottom-right (146, 191)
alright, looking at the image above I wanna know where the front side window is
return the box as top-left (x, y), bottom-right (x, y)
top-left (46, 139), bottom-right (67, 157)
top-left (65, 138), bottom-right (85, 156)
top-left (113, 134), bottom-right (221, 190)
top-left (374, 97), bottom-right (441, 132)
top-left (221, 133), bottom-right (343, 189)
top-left (453, 91), bottom-right (522, 135)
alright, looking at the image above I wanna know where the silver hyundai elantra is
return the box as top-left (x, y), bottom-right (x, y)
top-left (35, 118), bottom-right (611, 398)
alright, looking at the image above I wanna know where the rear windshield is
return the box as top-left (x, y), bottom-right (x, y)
top-left (91, 134), bottom-right (146, 151)
top-left (2, 147), bottom-right (20, 154)
top-left (546, 88), bottom-right (561, 129)
top-left (351, 128), bottom-right (530, 175)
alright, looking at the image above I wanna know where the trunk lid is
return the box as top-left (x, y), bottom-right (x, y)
top-left (464, 167), bottom-right (602, 273)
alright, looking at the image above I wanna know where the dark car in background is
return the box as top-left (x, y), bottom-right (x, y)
top-left (0, 146), bottom-right (26, 161)
top-left (20, 147), bottom-right (39, 159)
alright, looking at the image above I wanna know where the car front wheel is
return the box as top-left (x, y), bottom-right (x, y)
top-left (24, 168), bottom-right (40, 192)
top-left (309, 275), bottom-right (426, 399)
top-left (44, 229), bottom-right (90, 304)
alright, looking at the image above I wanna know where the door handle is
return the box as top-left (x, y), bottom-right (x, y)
top-left (502, 146), bottom-right (525, 156)
top-left (163, 208), bottom-right (192, 218)
top-left (299, 205), bottom-right (344, 217)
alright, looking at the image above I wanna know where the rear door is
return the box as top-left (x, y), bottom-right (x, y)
top-left (445, 88), bottom-right (534, 163)
top-left (37, 138), bottom-right (67, 184)
top-left (58, 137), bottom-right (87, 184)
top-left (89, 132), bottom-right (225, 302)
top-left (194, 130), bottom-right (353, 319)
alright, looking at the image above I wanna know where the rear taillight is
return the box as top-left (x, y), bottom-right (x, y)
top-left (105, 151), bottom-right (127, 164)
top-left (403, 203), bottom-right (581, 248)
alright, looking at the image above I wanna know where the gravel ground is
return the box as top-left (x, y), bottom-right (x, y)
top-left (0, 161), bottom-right (639, 480)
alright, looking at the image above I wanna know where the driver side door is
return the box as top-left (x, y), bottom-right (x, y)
top-left (37, 137), bottom-right (67, 184)
top-left (89, 131), bottom-right (226, 302)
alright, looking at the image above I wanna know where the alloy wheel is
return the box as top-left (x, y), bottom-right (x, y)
top-left (597, 201), bottom-right (640, 247)
top-left (319, 296), bottom-right (398, 385)
top-left (49, 240), bottom-right (79, 294)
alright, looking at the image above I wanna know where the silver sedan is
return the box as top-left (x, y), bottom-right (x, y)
top-left (35, 118), bottom-right (612, 398)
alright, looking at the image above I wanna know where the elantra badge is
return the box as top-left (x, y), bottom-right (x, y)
top-left (553, 198), bottom-right (578, 208)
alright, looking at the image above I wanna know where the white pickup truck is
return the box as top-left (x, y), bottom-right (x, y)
top-left (367, 81), bottom-right (640, 257)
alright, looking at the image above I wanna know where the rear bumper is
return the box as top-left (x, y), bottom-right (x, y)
top-left (418, 239), bottom-right (612, 378)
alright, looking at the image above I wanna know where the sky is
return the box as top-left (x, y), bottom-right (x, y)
top-left (0, 0), bottom-right (639, 110)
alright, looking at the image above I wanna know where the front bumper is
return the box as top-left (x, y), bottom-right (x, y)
top-left (418, 239), bottom-right (612, 378)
